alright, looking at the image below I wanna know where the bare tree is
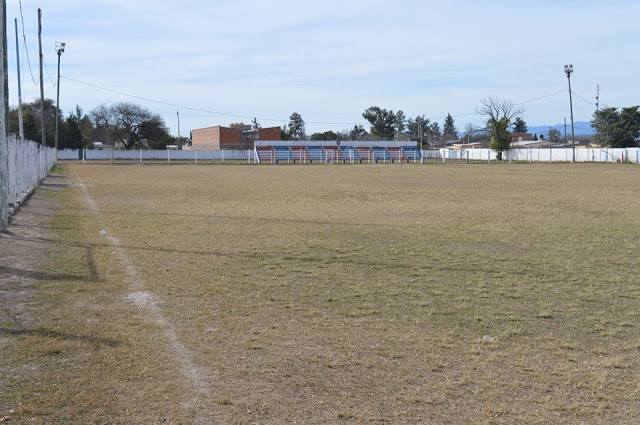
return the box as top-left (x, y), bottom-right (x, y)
top-left (477, 97), bottom-right (523, 159)
top-left (91, 102), bottom-right (168, 149)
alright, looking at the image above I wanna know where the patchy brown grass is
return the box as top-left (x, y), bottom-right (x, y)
top-left (2, 162), bottom-right (640, 424)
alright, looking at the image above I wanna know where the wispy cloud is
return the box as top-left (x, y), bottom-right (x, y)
top-left (8, 0), bottom-right (640, 135)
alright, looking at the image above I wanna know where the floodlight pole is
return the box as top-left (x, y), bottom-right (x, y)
top-left (565, 64), bottom-right (576, 163)
top-left (54, 41), bottom-right (64, 159)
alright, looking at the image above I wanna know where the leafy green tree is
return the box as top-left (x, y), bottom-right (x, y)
top-left (477, 97), bottom-right (523, 159)
top-left (407, 115), bottom-right (430, 146)
top-left (288, 112), bottom-right (306, 140)
top-left (349, 124), bottom-right (367, 140)
top-left (362, 106), bottom-right (396, 140)
top-left (394, 110), bottom-right (406, 137)
top-left (8, 98), bottom-right (58, 145)
top-left (488, 117), bottom-right (511, 153)
top-left (512, 117), bottom-right (528, 133)
top-left (591, 106), bottom-right (640, 147)
top-left (442, 113), bottom-right (458, 140)
top-left (90, 102), bottom-right (169, 149)
top-left (59, 105), bottom-right (94, 149)
top-left (280, 126), bottom-right (292, 140)
top-left (310, 131), bottom-right (338, 141)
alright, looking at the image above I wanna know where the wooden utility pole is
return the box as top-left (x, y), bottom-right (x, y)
top-left (38, 8), bottom-right (45, 147)
top-left (1, 0), bottom-right (8, 231)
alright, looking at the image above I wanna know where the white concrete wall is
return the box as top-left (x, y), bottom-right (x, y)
top-left (440, 148), bottom-right (640, 163)
top-left (58, 149), bottom-right (256, 162)
top-left (7, 136), bottom-right (57, 212)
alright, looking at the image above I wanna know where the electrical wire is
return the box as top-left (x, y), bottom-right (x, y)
top-left (19, 0), bottom-right (38, 85)
top-left (44, 61), bottom-right (56, 87)
top-left (61, 75), bottom-right (371, 126)
top-left (518, 89), bottom-right (567, 105)
top-left (571, 90), bottom-right (596, 106)
top-left (61, 76), bottom-right (593, 130)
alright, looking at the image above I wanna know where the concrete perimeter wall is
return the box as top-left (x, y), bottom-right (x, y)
top-left (441, 148), bottom-right (640, 163)
top-left (7, 136), bottom-right (57, 214)
top-left (58, 148), bottom-right (255, 162)
top-left (57, 147), bottom-right (640, 164)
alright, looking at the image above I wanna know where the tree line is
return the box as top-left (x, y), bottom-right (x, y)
top-left (279, 108), bottom-right (462, 147)
top-left (11, 97), bottom-right (638, 151)
top-left (8, 100), bottom-right (182, 150)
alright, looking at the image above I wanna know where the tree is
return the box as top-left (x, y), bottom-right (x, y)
top-left (362, 106), bottom-right (396, 140)
top-left (394, 110), bottom-right (406, 137)
top-left (288, 112), bottom-right (306, 140)
top-left (407, 115), bottom-right (430, 147)
top-left (513, 117), bottom-right (528, 133)
top-left (591, 106), bottom-right (640, 147)
top-left (280, 125), bottom-right (292, 141)
top-left (251, 117), bottom-right (261, 130)
top-left (427, 122), bottom-right (442, 146)
top-left (59, 105), bottom-right (94, 149)
top-left (310, 130), bottom-right (338, 141)
top-left (349, 124), bottom-right (367, 140)
top-left (477, 97), bottom-right (523, 159)
top-left (90, 102), bottom-right (169, 149)
top-left (548, 129), bottom-right (561, 145)
top-left (9, 98), bottom-right (58, 145)
top-left (442, 113), bottom-right (458, 141)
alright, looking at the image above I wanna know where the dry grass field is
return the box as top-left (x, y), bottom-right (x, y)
top-left (1, 162), bottom-right (640, 424)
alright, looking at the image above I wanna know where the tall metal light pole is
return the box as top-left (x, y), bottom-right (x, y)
top-left (54, 41), bottom-right (65, 159)
top-left (564, 64), bottom-right (576, 163)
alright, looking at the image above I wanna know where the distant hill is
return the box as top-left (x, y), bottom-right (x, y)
top-left (457, 121), bottom-right (594, 139)
top-left (528, 121), bottom-right (594, 137)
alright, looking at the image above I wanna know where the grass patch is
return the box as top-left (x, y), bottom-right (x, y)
top-left (2, 162), bottom-right (639, 423)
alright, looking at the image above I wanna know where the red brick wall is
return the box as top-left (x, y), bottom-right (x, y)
top-left (192, 126), bottom-right (221, 150)
top-left (192, 125), bottom-right (281, 150)
top-left (259, 127), bottom-right (281, 141)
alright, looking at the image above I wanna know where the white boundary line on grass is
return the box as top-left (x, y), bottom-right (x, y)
top-left (77, 180), bottom-right (213, 423)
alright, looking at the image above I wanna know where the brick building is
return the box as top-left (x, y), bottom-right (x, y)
top-left (191, 124), bottom-right (280, 150)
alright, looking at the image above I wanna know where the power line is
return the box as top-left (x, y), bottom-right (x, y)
top-left (61, 75), bottom-right (370, 126)
top-left (44, 60), bottom-right (56, 87)
top-left (19, 0), bottom-right (38, 85)
top-left (517, 89), bottom-right (566, 105)
top-left (571, 90), bottom-right (596, 106)
top-left (61, 75), bottom-right (589, 130)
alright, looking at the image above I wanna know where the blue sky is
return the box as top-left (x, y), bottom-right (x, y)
top-left (7, 0), bottom-right (640, 136)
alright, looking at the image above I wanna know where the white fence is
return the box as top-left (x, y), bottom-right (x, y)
top-left (57, 147), bottom-right (640, 165)
top-left (7, 135), bottom-right (57, 214)
top-left (58, 148), bottom-right (255, 163)
top-left (440, 148), bottom-right (640, 164)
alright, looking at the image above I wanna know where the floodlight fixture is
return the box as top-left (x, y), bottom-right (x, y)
top-left (564, 64), bottom-right (576, 162)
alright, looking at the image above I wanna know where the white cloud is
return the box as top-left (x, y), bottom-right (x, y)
top-left (7, 0), bottom-right (640, 135)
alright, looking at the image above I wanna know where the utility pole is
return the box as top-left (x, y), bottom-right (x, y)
top-left (564, 64), bottom-right (576, 163)
top-left (54, 41), bottom-right (65, 159)
top-left (596, 84), bottom-right (600, 111)
top-left (38, 9), bottom-right (45, 147)
top-left (14, 18), bottom-right (23, 140)
top-left (564, 117), bottom-right (567, 148)
top-left (1, 0), bottom-right (9, 231)
top-left (176, 109), bottom-right (181, 148)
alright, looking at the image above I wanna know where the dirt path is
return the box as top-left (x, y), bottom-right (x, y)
top-left (0, 176), bottom-right (66, 340)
